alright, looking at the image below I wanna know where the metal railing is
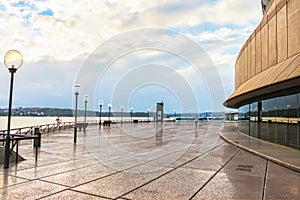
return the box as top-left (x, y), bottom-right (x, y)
top-left (0, 121), bottom-right (74, 136)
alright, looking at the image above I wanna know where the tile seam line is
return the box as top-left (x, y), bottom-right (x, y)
top-left (10, 161), bottom-right (102, 180)
top-left (116, 142), bottom-right (225, 200)
top-left (188, 149), bottom-right (240, 200)
top-left (5, 154), bottom-right (94, 173)
top-left (261, 160), bottom-right (269, 200)
top-left (11, 127), bottom-right (217, 191)
top-left (36, 188), bottom-right (114, 200)
top-left (64, 147), bottom-right (192, 190)
top-left (218, 132), bottom-right (300, 173)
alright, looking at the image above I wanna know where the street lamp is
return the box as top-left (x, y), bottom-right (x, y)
top-left (84, 95), bottom-right (88, 133)
top-left (147, 108), bottom-right (150, 122)
top-left (130, 107), bottom-right (133, 123)
top-left (3, 50), bottom-right (23, 169)
top-left (120, 105), bottom-right (124, 125)
top-left (73, 84), bottom-right (80, 143)
top-left (99, 100), bottom-right (103, 128)
top-left (174, 109), bottom-right (176, 122)
top-left (108, 103), bottom-right (112, 122)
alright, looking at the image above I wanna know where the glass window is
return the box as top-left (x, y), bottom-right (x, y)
top-left (238, 93), bottom-right (300, 149)
top-left (286, 94), bottom-right (299, 148)
top-left (262, 98), bottom-right (276, 122)
top-left (250, 103), bottom-right (258, 137)
top-left (275, 96), bottom-right (287, 145)
top-left (238, 104), bottom-right (249, 135)
top-left (286, 94), bottom-right (298, 123)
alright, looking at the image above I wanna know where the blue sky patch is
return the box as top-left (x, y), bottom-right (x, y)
top-left (0, 4), bottom-right (6, 11)
top-left (40, 9), bottom-right (54, 16)
top-left (11, 1), bottom-right (38, 12)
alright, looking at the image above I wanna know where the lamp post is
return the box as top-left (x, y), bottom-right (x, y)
top-left (108, 103), bottom-right (112, 122)
top-left (99, 100), bottom-right (103, 128)
top-left (120, 106), bottom-right (124, 125)
top-left (130, 107), bottom-right (133, 123)
top-left (84, 95), bottom-right (88, 133)
top-left (174, 109), bottom-right (176, 122)
top-left (73, 84), bottom-right (80, 143)
top-left (147, 108), bottom-right (150, 122)
top-left (3, 50), bottom-right (23, 169)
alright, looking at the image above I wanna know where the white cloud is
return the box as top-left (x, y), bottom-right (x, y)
top-left (0, 0), bottom-right (262, 109)
top-left (0, 0), bottom-right (261, 62)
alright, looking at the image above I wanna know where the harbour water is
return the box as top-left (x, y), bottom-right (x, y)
top-left (0, 116), bottom-right (151, 130)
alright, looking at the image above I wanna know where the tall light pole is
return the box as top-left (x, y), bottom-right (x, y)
top-left (174, 109), bottom-right (176, 122)
top-left (108, 103), bottom-right (112, 122)
top-left (120, 106), bottom-right (124, 125)
top-left (73, 84), bottom-right (80, 143)
top-left (130, 107), bottom-right (133, 123)
top-left (99, 100), bottom-right (103, 128)
top-left (3, 50), bottom-right (23, 169)
top-left (147, 108), bottom-right (150, 122)
top-left (84, 95), bottom-right (88, 133)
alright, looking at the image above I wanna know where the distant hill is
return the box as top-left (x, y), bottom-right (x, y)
top-left (0, 107), bottom-right (225, 118)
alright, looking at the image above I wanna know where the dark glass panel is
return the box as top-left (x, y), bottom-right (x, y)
top-left (238, 105), bottom-right (249, 135)
top-left (286, 94), bottom-right (299, 148)
top-left (262, 98), bottom-right (277, 142)
top-left (250, 103), bottom-right (258, 137)
top-left (276, 96), bottom-right (287, 145)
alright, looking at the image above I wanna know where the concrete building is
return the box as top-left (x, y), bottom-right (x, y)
top-left (224, 0), bottom-right (300, 149)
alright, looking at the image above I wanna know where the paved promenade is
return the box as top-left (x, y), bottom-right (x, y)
top-left (0, 122), bottom-right (299, 199)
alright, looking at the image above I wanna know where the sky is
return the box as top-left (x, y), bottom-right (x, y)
top-left (0, 0), bottom-right (262, 114)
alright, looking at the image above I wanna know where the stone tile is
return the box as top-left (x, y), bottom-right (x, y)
top-left (41, 164), bottom-right (118, 187)
top-left (265, 162), bottom-right (300, 199)
top-left (0, 180), bottom-right (66, 200)
top-left (123, 168), bottom-right (215, 200)
top-left (0, 173), bottom-right (28, 189)
top-left (221, 150), bottom-right (267, 177)
top-left (192, 172), bottom-right (264, 200)
top-left (146, 151), bottom-right (199, 169)
top-left (10, 157), bottom-right (100, 179)
top-left (73, 165), bottom-right (170, 199)
top-left (183, 145), bottom-right (238, 171)
top-left (42, 189), bottom-right (107, 200)
top-left (1, 122), bottom-right (299, 200)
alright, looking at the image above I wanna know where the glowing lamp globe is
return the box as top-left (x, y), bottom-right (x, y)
top-left (73, 84), bottom-right (80, 94)
top-left (4, 50), bottom-right (23, 70)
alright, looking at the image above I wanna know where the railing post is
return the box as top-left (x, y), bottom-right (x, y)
top-left (16, 140), bottom-right (19, 163)
top-left (33, 128), bottom-right (41, 148)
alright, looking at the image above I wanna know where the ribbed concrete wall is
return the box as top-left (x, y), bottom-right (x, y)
top-left (225, 0), bottom-right (300, 108)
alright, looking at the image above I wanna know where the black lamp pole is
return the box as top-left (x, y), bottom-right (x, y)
top-left (108, 104), bottom-right (111, 121)
top-left (4, 68), bottom-right (17, 169)
top-left (84, 95), bottom-right (88, 133)
top-left (99, 104), bottom-right (102, 128)
top-left (121, 106), bottom-right (124, 125)
top-left (99, 101), bottom-right (103, 128)
top-left (3, 50), bottom-right (23, 169)
top-left (74, 90), bottom-right (79, 143)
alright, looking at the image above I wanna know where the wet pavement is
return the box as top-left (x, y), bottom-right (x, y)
top-left (219, 123), bottom-right (300, 172)
top-left (0, 122), bottom-right (299, 199)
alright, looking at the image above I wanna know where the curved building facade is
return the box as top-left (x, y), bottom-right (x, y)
top-left (224, 0), bottom-right (300, 149)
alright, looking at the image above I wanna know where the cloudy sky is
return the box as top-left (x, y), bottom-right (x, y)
top-left (0, 0), bottom-right (262, 113)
